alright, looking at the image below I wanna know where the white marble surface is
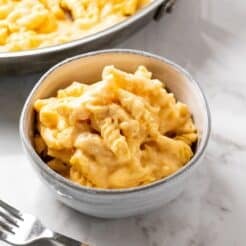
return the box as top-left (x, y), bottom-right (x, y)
top-left (1, 0), bottom-right (246, 245)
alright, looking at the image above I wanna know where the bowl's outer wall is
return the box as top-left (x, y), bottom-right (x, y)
top-left (0, 3), bottom-right (161, 75)
top-left (29, 152), bottom-right (204, 218)
top-left (20, 50), bottom-right (210, 218)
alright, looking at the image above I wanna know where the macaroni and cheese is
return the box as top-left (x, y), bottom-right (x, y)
top-left (0, 0), bottom-right (149, 52)
top-left (34, 66), bottom-right (198, 189)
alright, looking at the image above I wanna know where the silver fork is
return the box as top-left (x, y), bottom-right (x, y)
top-left (0, 200), bottom-right (89, 246)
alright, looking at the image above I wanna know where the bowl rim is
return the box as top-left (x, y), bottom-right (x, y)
top-left (19, 48), bottom-right (211, 195)
top-left (0, 0), bottom-right (164, 58)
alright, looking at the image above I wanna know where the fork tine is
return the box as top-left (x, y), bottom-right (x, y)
top-left (0, 200), bottom-right (23, 220)
top-left (0, 210), bottom-right (19, 227)
top-left (0, 219), bottom-right (14, 234)
top-left (0, 230), bottom-right (7, 241)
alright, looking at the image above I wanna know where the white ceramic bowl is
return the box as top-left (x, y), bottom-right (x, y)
top-left (20, 49), bottom-right (211, 218)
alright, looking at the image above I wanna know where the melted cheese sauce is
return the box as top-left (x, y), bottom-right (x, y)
top-left (34, 66), bottom-right (198, 189)
top-left (0, 0), bottom-right (149, 52)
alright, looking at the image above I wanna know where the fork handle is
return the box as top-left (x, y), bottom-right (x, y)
top-left (52, 232), bottom-right (89, 246)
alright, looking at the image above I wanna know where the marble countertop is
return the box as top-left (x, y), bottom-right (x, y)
top-left (1, 0), bottom-right (246, 245)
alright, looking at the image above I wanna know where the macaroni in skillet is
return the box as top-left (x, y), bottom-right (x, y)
top-left (0, 0), bottom-right (149, 51)
top-left (34, 66), bottom-right (198, 189)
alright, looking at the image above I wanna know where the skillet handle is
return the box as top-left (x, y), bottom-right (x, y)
top-left (154, 0), bottom-right (177, 21)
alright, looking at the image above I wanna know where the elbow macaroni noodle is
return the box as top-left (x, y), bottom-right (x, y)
top-left (34, 66), bottom-right (198, 189)
top-left (0, 0), bottom-right (150, 51)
